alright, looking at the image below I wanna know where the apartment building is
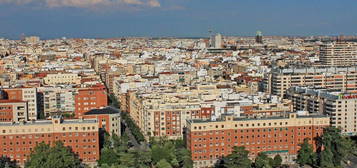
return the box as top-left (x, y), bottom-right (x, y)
top-left (0, 100), bottom-right (28, 122)
top-left (267, 66), bottom-right (357, 98)
top-left (43, 73), bottom-right (81, 85)
top-left (74, 84), bottom-right (108, 118)
top-left (83, 107), bottom-right (121, 136)
top-left (320, 42), bottom-right (357, 66)
top-left (186, 113), bottom-right (329, 168)
top-left (240, 99), bottom-right (293, 118)
top-left (4, 87), bottom-right (38, 120)
top-left (287, 86), bottom-right (357, 135)
top-left (0, 116), bottom-right (100, 166)
top-left (38, 87), bottom-right (75, 117)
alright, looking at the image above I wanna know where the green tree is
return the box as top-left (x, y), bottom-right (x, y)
top-left (319, 147), bottom-right (334, 168)
top-left (318, 127), bottom-right (355, 168)
top-left (122, 112), bottom-right (145, 143)
top-left (98, 147), bottom-right (119, 166)
top-left (132, 149), bottom-right (152, 168)
top-left (271, 154), bottom-right (282, 168)
top-left (156, 159), bottom-right (172, 168)
top-left (254, 153), bottom-right (272, 168)
top-left (296, 138), bottom-right (317, 167)
top-left (25, 141), bottom-right (82, 168)
top-left (0, 156), bottom-right (17, 168)
top-left (216, 146), bottom-right (252, 168)
top-left (118, 152), bottom-right (136, 167)
top-left (176, 148), bottom-right (193, 168)
top-left (151, 141), bottom-right (176, 164)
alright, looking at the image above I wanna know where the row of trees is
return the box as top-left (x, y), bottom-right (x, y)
top-left (108, 93), bottom-right (146, 143)
top-left (215, 146), bottom-right (283, 168)
top-left (98, 133), bottom-right (193, 168)
top-left (296, 127), bottom-right (356, 168)
top-left (121, 112), bottom-right (146, 143)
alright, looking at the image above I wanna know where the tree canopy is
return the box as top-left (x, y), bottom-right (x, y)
top-left (25, 141), bottom-right (82, 168)
top-left (0, 156), bottom-right (17, 168)
top-left (296, 127), bottom-right (356, 168)
top-left (215, 146), bottom-right (252, 168)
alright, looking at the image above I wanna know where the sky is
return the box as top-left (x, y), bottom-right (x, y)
top-left (0, 0), bottom-right (356, 39)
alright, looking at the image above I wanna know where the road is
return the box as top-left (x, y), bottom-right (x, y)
top-left (122, 119), bottom-right (141, 149)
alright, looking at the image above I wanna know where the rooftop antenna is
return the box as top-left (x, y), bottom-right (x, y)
top-left (208, 29), bottom-right (213, 36)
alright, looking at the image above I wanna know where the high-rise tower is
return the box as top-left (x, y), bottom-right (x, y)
top-left (256, 31), bottom-right (263, 43)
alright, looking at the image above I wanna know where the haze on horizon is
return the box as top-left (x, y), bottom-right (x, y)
top-left (0, 0), bottom-right (356, 39)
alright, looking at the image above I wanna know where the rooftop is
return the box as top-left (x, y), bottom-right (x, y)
top-left (84, 106), bottom-right (120, 115)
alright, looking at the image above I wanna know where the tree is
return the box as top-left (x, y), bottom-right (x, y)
top-left (318, 127), bottom-right (355, 168)
top-left (98, 147), bottom-right (119, 166)
top-left (118, 152), bottom-right (136, 167)
top-left (216, 146), bottom-right (252, 168)
top-left (254, 153), bottom-right (272, 168)
top-left (132, 149), bottom-right (152, 168)
top-left (296, 138), bottom-right (317, 167)
top-left (176, 148), bottom-right (193, 168)
top-left (271, 154), bottom-right (282, 168)
top-left (25, 141), bottom-right (82, 168)
top-left (156, 159), bottom-right (172, 168)
top-left (151, 141), bottom-right (176, 164)
top-left (0, 156), bottom-right (17, 168)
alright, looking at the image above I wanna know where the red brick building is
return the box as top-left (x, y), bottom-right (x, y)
top-left (83, 107), bottom-right (121, 136)
top-left (0, 116), bottom-right (100, 166)
top-left (75, 84), bottom-right (108, 118)
top-left (4, 87), bottom-right (38, 120)
top-left (186, 113), bottom-right (330, 168)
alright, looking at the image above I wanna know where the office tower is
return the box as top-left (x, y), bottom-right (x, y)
top-left (287, 86), bottom-right (357, 135)
top-left (210, 33), bottom-right (223, 48)
top-left (186, 113), bottom-right (329, 168)
top-left (256, 31), bottom-right (263, 44)
top-left (266, 66), bottom-right (357, 98)
top-left (319, 42), bottom-right (357, 66)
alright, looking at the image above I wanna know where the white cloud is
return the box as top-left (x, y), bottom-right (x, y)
top-left (147, 0), bottom-right (160, 7)
top-left (0, 0), bottom-right (161, 8)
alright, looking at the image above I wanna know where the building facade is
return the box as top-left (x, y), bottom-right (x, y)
top-left (0, 116), bottom-right (100, 166)
top-left (320, 42), bottom-right (357, 66)
top-left (83, 107), bottom-right (121, 136)
top-left (4, 88), bottom-right (38, 120)
top-left (0, 100), bottom-right (28, 122)
top-left (267, 66), bottom-right (357, 98)
top-left (186, 113), bottom-right (329, 168)
top-left (287, 86), bottom-right (357, 135)
top-left (74, 84), bottom-right (108, 118)
top-left (43, 73), bottom-right (81, 85)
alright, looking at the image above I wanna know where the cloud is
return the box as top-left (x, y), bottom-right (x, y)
top-left (0, 0), bottom-right (161, 8)
top-left (147, 0), bottom-right (160, 7)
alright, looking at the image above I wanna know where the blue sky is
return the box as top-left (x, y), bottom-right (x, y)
top-left (0, 0), bottom-right (356, 39)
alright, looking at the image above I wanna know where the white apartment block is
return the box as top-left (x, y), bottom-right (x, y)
top-left (43, 73), bottom-right (81, 85)
top-left (320, 42), bottom-right (357, 66)
top-left (267, 66), bottom-right (357, 98)
top-left (287, 86), bottom-right (357, 135)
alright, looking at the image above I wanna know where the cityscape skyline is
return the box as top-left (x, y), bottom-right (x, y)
top-left (1, 0), bottom-right (357, 39)
top-left (2, 1), bottom-right (357, 168)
